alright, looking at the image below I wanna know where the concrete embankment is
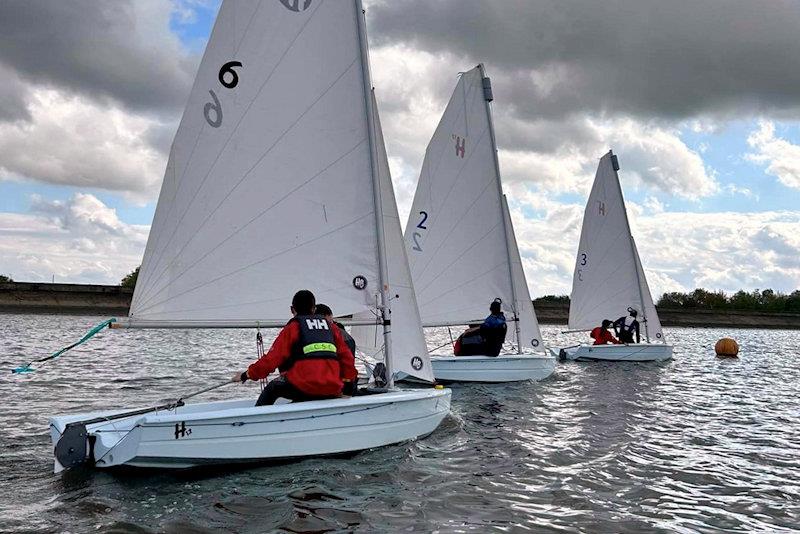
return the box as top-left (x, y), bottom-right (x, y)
top-left (0, 282), bottom-right (132, 315)
top-left (1, 283), bottom-right (798, 329)
top-left (534, 301), bottom-right (800, 330)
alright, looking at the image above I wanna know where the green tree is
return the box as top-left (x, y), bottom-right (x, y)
top-left (534, 295), bottom-right (570, 304)
top-left (120, 266), bottom-right (140, 289)
top-left (0, 274), bottom-right (12, 283)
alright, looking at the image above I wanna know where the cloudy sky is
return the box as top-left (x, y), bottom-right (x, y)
top-left (0, 0), bottom-right (798, 298)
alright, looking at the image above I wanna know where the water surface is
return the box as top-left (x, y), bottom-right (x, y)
top-left (1, 313), bottom-right (798, 532)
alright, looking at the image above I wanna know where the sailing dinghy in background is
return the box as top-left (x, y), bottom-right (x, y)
top-left (399, 65), bottom-right (554, 382)
top-left (49, 0), bottom-right (450, 471)
top-left (554, 151), bottom-right (673, 362)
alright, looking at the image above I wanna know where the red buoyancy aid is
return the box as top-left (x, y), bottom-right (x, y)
top-left (590, 327), bottom-right (619, 345)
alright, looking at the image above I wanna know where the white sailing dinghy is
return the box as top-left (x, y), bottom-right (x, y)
top-left (397, 65), bottom-right (554, 382)
top-left (554, 151), bottom-right (673, 362)
top-left (49, 0), bottom-right (450, 471)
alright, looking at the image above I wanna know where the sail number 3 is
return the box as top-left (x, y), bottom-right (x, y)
top-left (411, 211), bottom-right (428, 252)
top-left (577, 253), bottom-right (587, 281)
top-left (204, 61), bottom-right (243, 128)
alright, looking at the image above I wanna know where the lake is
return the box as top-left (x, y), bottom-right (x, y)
top-left (1, 313), bottom-right (798, 532)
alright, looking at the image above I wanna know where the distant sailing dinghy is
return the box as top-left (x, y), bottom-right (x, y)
top-left (554, 152), bottom-right (673, 362)
top-left (49, 0), bottom-right (449, 471)
top-left (400, 65), bottom-right (554, 382)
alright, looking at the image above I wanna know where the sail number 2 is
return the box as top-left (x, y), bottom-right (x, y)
top-left (204, 61), bottom-right (243, 128)
top-left (411, 211), bottom-right (428, 251)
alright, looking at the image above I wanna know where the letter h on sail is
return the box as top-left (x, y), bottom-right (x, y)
top-left (455, 136), bottom-right (465, 158)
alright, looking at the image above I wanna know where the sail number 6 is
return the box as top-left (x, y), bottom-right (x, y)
top-left (204, 61), bottom-right (243, 128)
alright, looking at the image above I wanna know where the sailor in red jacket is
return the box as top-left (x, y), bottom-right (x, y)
top-left (232, 290), bottom-right (358, 406)
top-left (590, 319), bottom-right (621, 345)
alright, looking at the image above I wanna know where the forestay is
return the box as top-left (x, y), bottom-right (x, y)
top-left (130, 1), bottom-right (379, 324)
top-left (567, 152), bottom-right (664, 342)
top-left (404, 65), bottom-right (542, 350)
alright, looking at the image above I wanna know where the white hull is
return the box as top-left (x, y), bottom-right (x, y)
top-left (398, 353), bottom-right (555, 383)
top-left (551, 343), bottom-right (673, 362)
top-left (49, 389), bottom-right (451, 470)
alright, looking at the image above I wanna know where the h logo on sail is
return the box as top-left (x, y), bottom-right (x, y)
top-left (454, 135), bottom-right (465, 158)
top-left (306, 318), bottom-right (329, 330)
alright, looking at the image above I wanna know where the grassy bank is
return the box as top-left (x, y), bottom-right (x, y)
top-left (2, 283), bottom-right (798, 329)
top-left (534, 301), bottom-right (800, 330)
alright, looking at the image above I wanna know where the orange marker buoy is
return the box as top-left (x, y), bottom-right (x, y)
top-left (715, 338), bottom-right (739, 357)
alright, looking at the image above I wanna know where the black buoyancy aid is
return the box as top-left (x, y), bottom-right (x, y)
top-left (617, 316), bottom-right (638, 333)
top-left (284, 315), bottom-right (338, 371)
top-left (335, 321), bottom-right (356, 355)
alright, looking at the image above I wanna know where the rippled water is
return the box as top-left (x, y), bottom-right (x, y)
top-left (1, 313), bottom-right (799, 533)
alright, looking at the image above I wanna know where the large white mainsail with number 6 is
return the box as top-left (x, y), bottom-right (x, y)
top-left (49, 0), bottom-right (448, 472)
top-left (559, 151), bottom-right (671, 362)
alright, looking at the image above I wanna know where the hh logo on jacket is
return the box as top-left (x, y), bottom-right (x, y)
top-left (305, 318), bottom-right (329, 330)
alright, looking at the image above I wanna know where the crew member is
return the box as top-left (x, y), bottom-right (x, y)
top-left (315, 303), bottom-right (356, 356)
top-left (614, 307), bottom-right (641, 344)
top-left (315, 303), bottom-right (357, 395)
top-left (454, 298), bottom-right (508, 357)
top-left (590, 319), bottom-right (620, 345)
top-left (232, 290), bottom-right (357, 406)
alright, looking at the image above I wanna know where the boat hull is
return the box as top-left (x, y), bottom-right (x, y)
top-left (49, 389), bottom-right (451, 470)
top-left (397, 354), bottom-right (556, 383)
top-left (552, 343), bottom-right (673, 362)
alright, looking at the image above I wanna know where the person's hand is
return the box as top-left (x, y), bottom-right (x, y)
top-left (232, 371), bottom-right (248, 383)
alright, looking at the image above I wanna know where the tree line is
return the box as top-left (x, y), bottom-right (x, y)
top-left (534, 289), bottom-right (800, 313)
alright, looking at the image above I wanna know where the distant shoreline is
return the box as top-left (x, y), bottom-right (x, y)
top-left (1, 282), bottom-right (799, 330)
top-left (534, 302), bottom-right (800, 330)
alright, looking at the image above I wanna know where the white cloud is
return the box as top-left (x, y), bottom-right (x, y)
top-left (0, 89), bottom-right (168, 203)
top-left (746, 120), bottom-right (800, 190)
top-left (0, 194), bottom-right (147, 283)
top-left (724, 183), bottom-right (759, 201)
top-left (369, 45), bottom-right (719, 225)
top-left (508, 189), bottom-right (800, 299)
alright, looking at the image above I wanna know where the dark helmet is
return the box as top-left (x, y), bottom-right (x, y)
top-left (489, 298), bottom-right (502, 314)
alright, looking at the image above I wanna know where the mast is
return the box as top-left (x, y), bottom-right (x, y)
top-left (478, 63), bottom-right (522, 354)
top-left (355, 0), bottom-right (394, 386)
top-left (609, 151), bottom-right (650, 343)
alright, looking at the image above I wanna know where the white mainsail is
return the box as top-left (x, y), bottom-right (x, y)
top-left (404, 65), bottom-right (542, 351)
top-left (128, 0), bottom-right (433, 379)
top-left (133, 0), bottom-right (375, 323)
top-left (567, 151), bottom-right (664, 342)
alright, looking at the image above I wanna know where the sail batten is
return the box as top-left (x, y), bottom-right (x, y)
top-left (568, 152), bottom-right (664, 342)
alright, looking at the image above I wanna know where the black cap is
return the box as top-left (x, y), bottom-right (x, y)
top-left (489, 298), bottom-right (502, 313)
